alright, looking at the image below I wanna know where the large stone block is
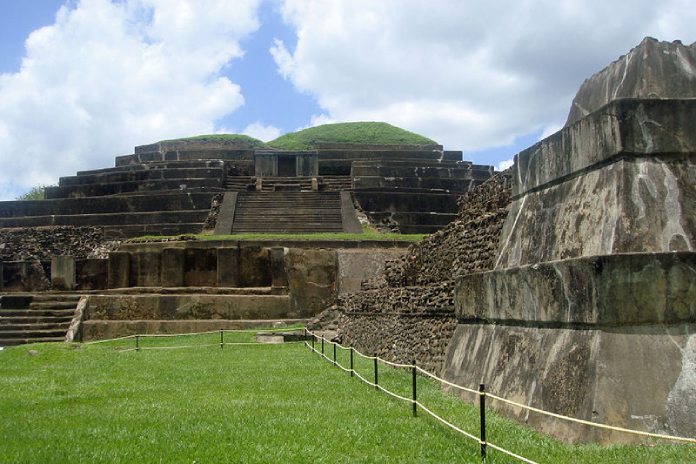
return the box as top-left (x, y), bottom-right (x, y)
top-left (456, 252), bottom-right (696, 326)
top-left (442, 322), bottom-right (696, 443)
top-left (216, 246), bottom-right (240, 287)
top-left (514, 99), bottom-right (696, 198)
top-left (284, 248), bottom-right (337, 315)
top-left (108, 252), bottom-right (130, 288)
top-left (51, 256), bottom-right (76, 291)
top-left (566, 38), bottom-right (696, 126)
top-left (161, 248), bottom-right (185, 287)
top-left (498, 156), bottom-right (695, 268)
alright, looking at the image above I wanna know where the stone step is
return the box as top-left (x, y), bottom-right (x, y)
top-left (0, 309), bottom-right (75, 318)
top-left (45, 178), bottom-right (223, 199)
top-left (60, 167), bottom-right (224, 186)
top-left (0, 315), bottom-right (74, 324)
top-left (29, 301), bottom-right (78, 310)
top-left (0, 322), bottom-right (71, 331)
top-left (0, 210), bottom-right (209, 228)
top-left (30, 294), bottom-right (83, 302)
top-left (0, 192), bottom-right (215, 218)
top-left (0, 328), bottom-right (68, 339)
top-left (77, 160), bottom-right (225, 176)
top-left (0, 336), bottom-right (65, 347)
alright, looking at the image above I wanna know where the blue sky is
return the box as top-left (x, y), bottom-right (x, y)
top-left (0, 0), bottom-right (694, 200)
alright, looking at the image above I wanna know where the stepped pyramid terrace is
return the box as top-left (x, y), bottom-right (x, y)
top-left (0, 121), bottom-right (495, 346)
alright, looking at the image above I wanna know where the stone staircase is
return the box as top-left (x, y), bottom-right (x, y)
top-left (231, 191), bottom-right (344, 233)
top-left (223, 176), bottom-right (254, 191)
top-left (0, 294), bottom-right (81, 347)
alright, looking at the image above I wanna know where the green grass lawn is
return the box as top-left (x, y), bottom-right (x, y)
top-left (0, 338), bottom-right (693, 463)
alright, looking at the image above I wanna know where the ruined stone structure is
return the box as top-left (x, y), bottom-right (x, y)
top-left (0, 130), bottom-right (492, 346)
top-left (443, 38), bottom-right (696, 443)
top-left (312, 37), bottom-right (696, 443)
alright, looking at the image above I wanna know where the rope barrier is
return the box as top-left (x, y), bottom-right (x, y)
top-left (485, 393), bottom-right (696, 444)
top-left (304, 329), bottom-right (696, 444)
top-left (84, 334), bottom-right (136, 345)
top-left (305, 332), bottom-right (535, 463)
top-left (415, 366), bottom-right (479, 395)
top-left (487, 442), bottom-right (540, 464)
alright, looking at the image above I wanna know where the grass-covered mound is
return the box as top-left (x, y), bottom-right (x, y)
top-left (268, 121), bottom-right (438, 150)
top-left (160, 133), bottom-right (268, 148)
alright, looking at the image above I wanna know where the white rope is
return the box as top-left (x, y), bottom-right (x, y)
top-left (377, 385), bottom-right (412, 403)
top-left (487, 442), bottom-right (539, 464)
top-left (139, 343), bottom-right (219, 350)
top-left (84, 335), bottom-right (136, 345)
top-left (378, 358), bottom-right (413, 369)
top-left (416, 366), bottom-right (479, 395)
top-left (415, 401), bottom-right (481, 443)
top-left (486, 393), bottom-right (696, 443)
top-left (352, 346), bottom-right (377, 360)
top-left (353, 371), bottom-right (377, 388)
top-left (137, 330), bottom-right (221, 338)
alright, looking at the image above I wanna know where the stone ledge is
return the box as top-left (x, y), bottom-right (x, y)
top-left (456, 251), bottom-right (696, 326)
top-left (514, 98), bottom-right (696, 197)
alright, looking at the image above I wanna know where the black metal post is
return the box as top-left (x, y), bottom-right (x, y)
top-left (312, 334), bottom-right (315, 351)
top-left (374, 355), bottom-right (378, 390)
top-left (321, 337), bottom-right (324, 355)
top-left (479, 383), bottom-right (487, 462)
top-left (136, 335), bottom-right (140, 352)
top-left (412, 360), bottom-right (417, 417)
top-left (333, 343), bottom-right (337, 366)
top-left (220, 328), bottom-right (224, 350)
top-left (350, 347), bottom-right (354, 377)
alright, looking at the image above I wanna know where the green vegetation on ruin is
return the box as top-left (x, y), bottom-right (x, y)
top-left (267, 121), bottom-right (438, 150)
top-left (0, 339), bottom-right (692, 463)
top-left (128, 228), bottom-right (427, 244)
top-left (159, 133), bottom-right (269, 148)
top-left (15, 184), bottom-right (55, 201)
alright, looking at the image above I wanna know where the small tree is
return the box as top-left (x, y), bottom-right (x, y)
top-left (15, 185), bottom-right (53, 201)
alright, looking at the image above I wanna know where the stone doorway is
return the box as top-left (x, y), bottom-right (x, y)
top-left (277, 155), bottom-right (296, 177)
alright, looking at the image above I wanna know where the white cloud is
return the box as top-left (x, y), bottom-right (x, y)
top-left (497, 158), bottom-right (514, 172)
top-left (272, 0), bottom-right (696, 164)
top-left (0, 0), bottom-right (261, 200)
top-left (242, 122), bottom-right (281, 142)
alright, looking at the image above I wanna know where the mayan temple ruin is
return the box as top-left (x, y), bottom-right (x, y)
top-left (1, 37), bottom-right (695, 443)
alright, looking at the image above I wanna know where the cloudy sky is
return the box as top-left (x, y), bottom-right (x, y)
top-left (0, 0), bottom-right (694, 200)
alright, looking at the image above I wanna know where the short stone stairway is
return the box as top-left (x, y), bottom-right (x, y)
top-left (231, 191), bottom-right (345, 233)
top-left (223, 176), bottom-right (253, 191)
top-left (0, 294), bottom-right (81, 347)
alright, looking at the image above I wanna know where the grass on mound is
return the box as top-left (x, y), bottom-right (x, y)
top-left (128, 229), bottom-right (427, 244)
top-left (159, 133), bottom-right (269, 148)
top-left (0, 338), bottom-right (693, 463)
top-left (268, 121), bottom-right (438, 150)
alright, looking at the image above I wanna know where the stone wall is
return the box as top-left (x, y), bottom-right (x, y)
top-left (0, 226), bottom-right (110, 261)
top-left (311, 171), bottom-right (512, 372)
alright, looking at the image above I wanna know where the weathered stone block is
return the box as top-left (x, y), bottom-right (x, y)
top-left (161, 248), bottom-right (185, 287)
top-left (456, 252), bottom-right (696, 326)
top-left (130, 252), bottom-right (161, 287)
top-left (514, 99), bottom-right (696, 198)
top-left (108, 252), bottom-right (130, 288)
top-left (183, 248), bottom-right (217, 287)
top-left (51, 256), bottom-right (76, 291)
top-left (216, 246), bottom-right (240, 287)
top-left (284, 248), bottom-right (337, 315)
top-left (269, 247), bottom-right (288, 292)
top-left (498, 157), bottom-right (695, 268)
top-left (442, 322), bottom-right (696, 443)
